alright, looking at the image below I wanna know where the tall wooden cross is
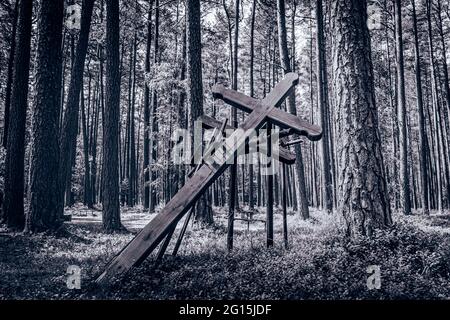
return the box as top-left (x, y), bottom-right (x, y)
top-left (95, 72), bottom-right (322, 285)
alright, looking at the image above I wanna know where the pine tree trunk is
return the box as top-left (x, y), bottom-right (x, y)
top-left (186, 0), bottom-right (213, 225)
top-left (58, 0), bottom-right (95, 215)
top-left (149, 0), bottom-right (159, 213)
top-left (277, 0), bottom-right (309, 219)
top-left (435, 0), bottom-right (450, 208)
top-left (3, 0), bottom-right (33, 230)
top-left (2, 0), bottom-right (18, 149)
top-left (81, 87), bottom-right (93, 208)
top-left (129, 32), bottom-right (137, 207)
top-left (248, 0), bottom-right (256, 210)
top-left (426, 0), bottom-right (443, 212)
top-left (316, 0), bottom-right (333, 213)
top-left (143, 2), bottom-right (153, 209)
top-left (331, 0), bottom-right (392, 237)
top-left (27, 0), bottom-right (64, 232)
top-left (411, 0), bottom-right (430, 214)
top-left (177, 22), bottom-right (187, 192)
top-left (395, 0), bottom-right (412, 215)
top-left (102, 0), bottom-right (122, 232)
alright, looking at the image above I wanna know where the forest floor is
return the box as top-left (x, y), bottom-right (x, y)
top-left (1, 205), bottom-right (450, 300)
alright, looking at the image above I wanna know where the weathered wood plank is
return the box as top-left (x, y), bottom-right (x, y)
top-left (212, 73), bottom-right (322, 141)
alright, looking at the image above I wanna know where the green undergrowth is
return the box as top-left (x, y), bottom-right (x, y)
top-left (1, 208), bottom-right (449, 300)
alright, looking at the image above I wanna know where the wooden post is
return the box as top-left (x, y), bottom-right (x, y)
top-left (155, 225), bottom-right (175, 264)
top-left (227, 195), bottom-right (235, 250)
top-left (266, 123), bottom-right (274, 247)
top-left (172, 204), bottom-right (195, 256)
top-left (282, 163), bottom-right (288, 249)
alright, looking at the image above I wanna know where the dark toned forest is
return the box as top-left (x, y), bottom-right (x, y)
top-left (0, 0), bottom-right (449, 301)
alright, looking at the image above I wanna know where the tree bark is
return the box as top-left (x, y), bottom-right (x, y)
top-left (394, 0), bottom-right (412, 215)
top-left (27, 0), bottom-right (64, 232)
top-left (149, 0), bottom-right (159, 213)
top-left (186, 0), bottom-right (213, 225)
top-left (129, 32), bottom-right (137, 207)
top-left (102, 0), bottom-right (122, 232)
top-left (316, 0), bottom-right (333, 213)
top-left (411, 0), bottom-right (430, 214)
top-left (58, 0), bottom-right (95, 215)
top-left (3, 0), bottom-right (33, 230)
top-left (277, 0), bottom-right (309, 219)
top-left (248, 0), bottom-right (256, 210)
top-left (331, 0), bottom-right (392, 237)
top-left (2, 0), bottom-right (19, 149)
top-left (81, 86), bottom-right (93, 208)
top-left (143, 1), bottom-right (153, 209)
top-left (426, 0), bottom-right (443, 212)
top-left (435, 0), bottom-right (450, 208)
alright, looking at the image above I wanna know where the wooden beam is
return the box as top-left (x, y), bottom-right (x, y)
top-left (282, 138), bottom-right (304, 147)
top-left (266, 123), bottom-right (274, 248)
top-left (282, 163), bottom-right (288, 249)
top-left (212, 80), bottom-right (322, 141)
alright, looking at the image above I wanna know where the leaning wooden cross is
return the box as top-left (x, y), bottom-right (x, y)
top-left (95, 73), bottom-right (322, 285)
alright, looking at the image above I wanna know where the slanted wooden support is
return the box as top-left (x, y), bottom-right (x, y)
top-left (95, 73), bottom-right (309, 285)
top-left (155, 224), bottom-right (175, 265)
top-left (172, 206), bottom-right (194, 257)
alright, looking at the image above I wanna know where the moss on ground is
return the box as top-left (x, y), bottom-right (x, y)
top-left (0, 207), bottom-right (449, 299)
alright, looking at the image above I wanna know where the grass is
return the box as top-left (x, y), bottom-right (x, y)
top-left (0, 206), bottom-right (449, 300)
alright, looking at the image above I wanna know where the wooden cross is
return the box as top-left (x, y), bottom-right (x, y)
top-left (95, 72), bottom-right (322, 285)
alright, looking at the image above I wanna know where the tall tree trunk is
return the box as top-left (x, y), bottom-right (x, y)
top-left (277, 0), bottom-right (309, 219)
top-left (394, 0), bottom-right (412, 215)
top-left (129, 32), bottom-right (137, 207)
top-left (92, 42), bottom-right (104, 205)
top-left (426, 0), bottom-right (443, 212)
top-left (227, 0), bottom-right (240, 250)
top-left (81, 86), bottom-right (93, 208)
top-left (411, 0), bottom-right (430, 214)
top-left (102, 0), bottom-right (122, 232)
top-left (3, 0), bottom-right (33, 230)
top-left (2, 0), bottom-right (19, 149)
top-left (26, 0), bottom-right (64, 232)
top-left (149, 0), bottom-right (159, 212)
top-left (58, 0), bottom-right (95, 215)
top-left (331, 0), bottom-right (392, 237)
top-left (177, 22), bottom-right (187, 192)
top-left (316, 0), bottom-right (333, 213)
top-left (186, 0), bottom-right (213, 225)
top-left (143, 1), bottom-right (153, 209)
top-left (435, 0), bottom-right (450, 208)
top-left (222, 0), bottom-right (234, 83)
top-left (248, 0), bottom-right (256, 210)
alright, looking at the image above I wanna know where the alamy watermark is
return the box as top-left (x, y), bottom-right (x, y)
top-left (170, 120), bottom-right (281, 175)
top-left (65, 4), bottom-right (81, 30)
top-left (66, 265), bottom-right (81, 290)
top-left (366, 265), bottom-right (381, 290)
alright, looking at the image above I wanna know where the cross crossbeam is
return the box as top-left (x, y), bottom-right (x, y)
top-left (212, 85), bottom-right (322, 141)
